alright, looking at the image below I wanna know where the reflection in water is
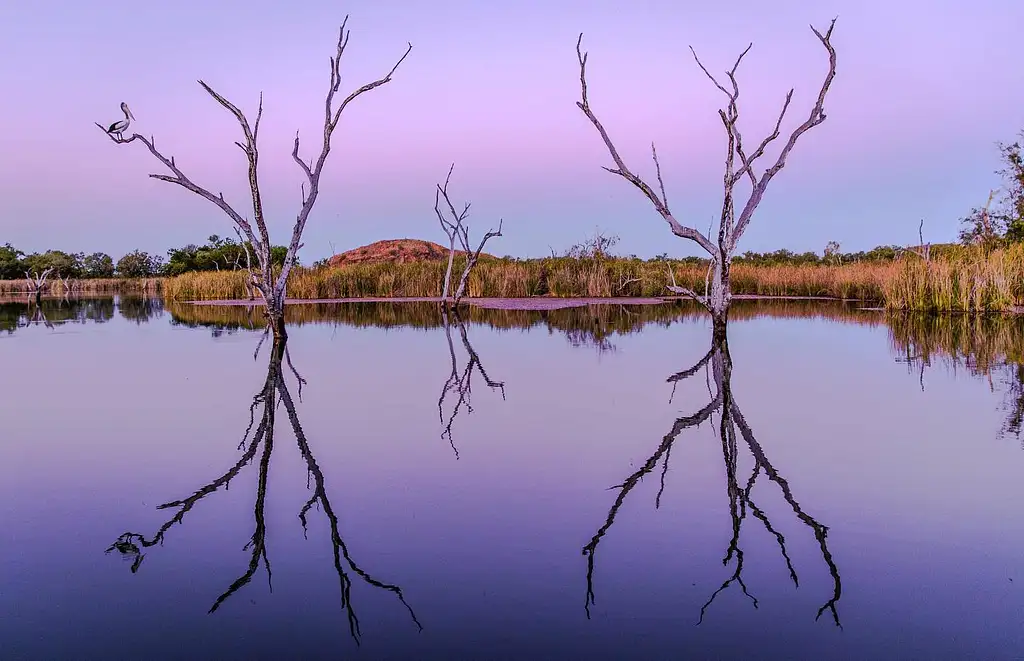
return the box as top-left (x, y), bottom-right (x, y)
top-left (170, 301), bottom-right (1024, 448)
top-left (105, 336), bottom-right (421, 643)
top-left (437, 309), bottom-right (506, 458)
top-left (582, 326), bottom-right (842, 626)
top-left (889, 313), bottom-right (1024, 444)
top-left (0, 295), bottom-right (160, 333)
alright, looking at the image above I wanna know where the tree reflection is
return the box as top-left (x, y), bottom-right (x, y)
top-left (582, 325), bottom-right (842, 626)
top-left (437, 308), bottom-right (506, 458)
top-left (106, 335), bottom-right (421, 643)
top-left (888, 313), bottom-right (1024, 445)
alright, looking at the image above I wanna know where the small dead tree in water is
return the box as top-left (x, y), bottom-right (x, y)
top-left (434, 165), bottom-right (503, 307)
top-left (575, 19), bottom-right (838, 335)
top-left (97, 17), bottom-right (412, 340)
top-left (24, 267), bottom-right (54, 303)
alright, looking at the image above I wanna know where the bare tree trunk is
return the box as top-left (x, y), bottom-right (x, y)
top-left (441, 236), bottom-right (456, 304)
top-left (575, 19), bottom-right (838, 327)
top-left (98, 18), bottom-right (412, 340)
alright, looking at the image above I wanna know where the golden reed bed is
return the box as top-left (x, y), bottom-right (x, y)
top-left (5, 244), bottom-right (1023, 312)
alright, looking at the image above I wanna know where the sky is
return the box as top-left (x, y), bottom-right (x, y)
top-left (0, 0), bottom-right (1022, 262)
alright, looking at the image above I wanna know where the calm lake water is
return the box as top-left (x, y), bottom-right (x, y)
top-left (2, 297), bottom-right (1023, 660)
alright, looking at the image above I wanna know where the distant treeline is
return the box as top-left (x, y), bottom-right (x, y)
top-left (0, 234), bottom-right (957, 282)
top-left (0, 235), bottom-right (289, 280)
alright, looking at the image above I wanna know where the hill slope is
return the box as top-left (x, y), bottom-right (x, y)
top-left (327, 239), bottom-right (494, 266)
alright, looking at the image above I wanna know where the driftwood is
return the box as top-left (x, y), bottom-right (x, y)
top-left (575, 19), bottom-right (838, 328)
top-left (582, 328), bottom-right (842, 626)
top-left (97, 17), bottom-right (412, 339)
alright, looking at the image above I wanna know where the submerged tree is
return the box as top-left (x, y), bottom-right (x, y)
top-left (23, 267), bottom-right (54, 304)
top-left (97, 17), bottom-right (412, 341)
top-left (434, 165), bottom-right (503, 308)
top-left (106, 336), bottom-right (421, 642)
top-left (575, 19), bottom-right (838, 336)
top-left (582, 328), bottom-right (842, 626)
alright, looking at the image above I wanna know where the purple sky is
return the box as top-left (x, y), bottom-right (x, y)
top-left (1, 0), bottom-right (1022, 262)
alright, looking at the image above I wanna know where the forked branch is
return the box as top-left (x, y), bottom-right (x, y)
top-left (433, 164), bottom-right (503, 306)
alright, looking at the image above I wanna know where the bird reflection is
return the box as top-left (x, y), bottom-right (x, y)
top-left (582, 324), bottom-right (842, 626)
top-left (437, 308), bottom-right (506, 458)
top-left (106, 334), bottom-right (422, 643)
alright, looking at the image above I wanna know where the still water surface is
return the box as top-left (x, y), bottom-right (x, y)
top-left (1, 297), bottom-right (1023, 660)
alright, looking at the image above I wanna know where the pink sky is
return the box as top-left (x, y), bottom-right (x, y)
top-left (0, 0), bottom-right (1021, 261)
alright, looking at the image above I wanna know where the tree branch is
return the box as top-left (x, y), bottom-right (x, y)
top-left (282, 20), bottom-right (413, 302)
top-left (729, 18), bottom-right (838, 250)
top-left (96, 125), bottom-right (261, 255)
top-left (575, 34), bottom-right (716, 257)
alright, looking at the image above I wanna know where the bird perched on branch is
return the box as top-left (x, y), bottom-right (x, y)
top-left (105, 102), bottom-right (135, 140)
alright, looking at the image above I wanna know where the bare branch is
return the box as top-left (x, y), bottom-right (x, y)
top-left (575, 34), bottom-right (716, 257)
top-left (666, 264), bottom-right (711, 312)
top-left (281, 24), bottom-right (413, 302)
top-left (729, 18), bottom-right (839, 250)
top-left (96, 125), bottom-right (260, 252)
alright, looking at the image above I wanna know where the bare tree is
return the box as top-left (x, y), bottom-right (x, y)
top-left (575, 19), bottom-right (838, 335)
top-left (582, 329), bottom-right (842, 626)
top-left (437, 308), bottom-right (506, 458)
top-left (24, 267), bottom-right (54, 304)
top-left (903, 219), bottom-right (932, 262)
top-left (97, 17), bottom-right (412, 340)
top-left (434, 165), bottom-right (503, 308)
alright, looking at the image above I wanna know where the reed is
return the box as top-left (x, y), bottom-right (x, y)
top-left (882, 244), bottom-right (1024, 312)
top-left (161, 257), bottom-right (894, 302)
top-left (0, 277), bottom-right (163, 296)
top-left (138, 245), bottom-right (1024, 313)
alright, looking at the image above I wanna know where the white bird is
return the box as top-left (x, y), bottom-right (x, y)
top-left (105, 102), bottom-right (135, 140)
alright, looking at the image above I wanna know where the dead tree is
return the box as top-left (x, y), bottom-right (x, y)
top-left (904, 219), bottom-right (932, 262)
top-left (575, 19), bottom-right (838, 336)
top-left (97, 17), bottom-right (412, 341)
top-left (57, 273), bottom-right (78, 296)
top-left (24, 267), bottom-right (54, 304)
top-left (107, 337), bottom-right (420, 642)
top-left (582, 329), bottom-right (841, 626)
top-left (437, 308), bottom-right (506, 458)
top-left (434, 164), bottom-right (503, 308)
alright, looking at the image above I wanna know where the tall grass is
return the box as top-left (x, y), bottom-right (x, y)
top-left (883, 244), bottom-right (1024, 312)
top-left (150, 246), bottom-right (1024, 312)
top-left (162, 257), bottom-right (894, 302)
top-left (0, 277), bottom-right (163, 296)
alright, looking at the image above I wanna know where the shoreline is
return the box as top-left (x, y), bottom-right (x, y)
top-left (185, 294), bottom-right (868, 311)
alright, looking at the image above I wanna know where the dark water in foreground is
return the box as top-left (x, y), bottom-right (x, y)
top-left (2, 297), bottom-right (1023, 660)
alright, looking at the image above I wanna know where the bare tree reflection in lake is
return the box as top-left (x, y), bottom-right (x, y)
top-left (437, 308), bottom-right (506, 458)
top-left (6, 296), bottom-right (1024, 659)
top-left (582, 323), bottom-right (842, 626)
top-left (105, 333), bottom-right (422, 643)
